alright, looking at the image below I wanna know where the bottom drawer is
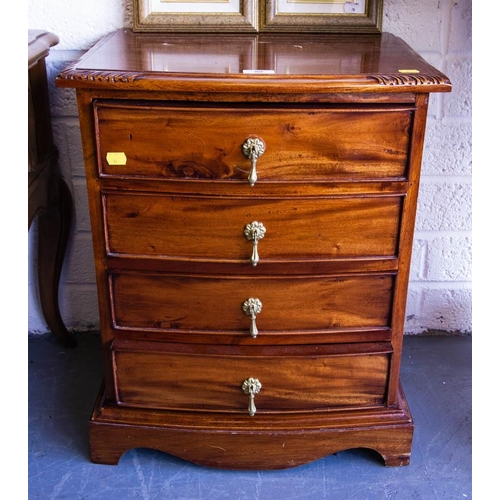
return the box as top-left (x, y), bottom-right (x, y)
top-left (113, 343), bottom-right (391, 413)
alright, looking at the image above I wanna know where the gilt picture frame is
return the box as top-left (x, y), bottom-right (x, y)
top-left (133, 0), bottom-right (259, 32)
top-left (260, 0), bottom-right (383, 33)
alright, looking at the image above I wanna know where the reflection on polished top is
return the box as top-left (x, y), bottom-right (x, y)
top-left (56, 29), bottom-right (451, 93)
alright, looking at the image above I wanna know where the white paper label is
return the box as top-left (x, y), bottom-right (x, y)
top-left (242, 70), bottom-right (276, 75)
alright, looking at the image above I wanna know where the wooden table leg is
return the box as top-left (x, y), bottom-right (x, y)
top-left (37, 176), bottom-right (76, 348)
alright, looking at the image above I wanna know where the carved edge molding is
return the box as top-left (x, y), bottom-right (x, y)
top-left (56, 68), bottom-right (451, 89)
top-left (369, 74), bottom-right (451, 86)
top-left (56, 68), bottom-right (141, 84)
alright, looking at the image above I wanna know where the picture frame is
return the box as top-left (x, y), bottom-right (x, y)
top-left (133, 0), bottom-right (259, 33)
top-left (132, 0), bottom-right (383, 34)
top-left (260, 0), bottom-right (384, 33)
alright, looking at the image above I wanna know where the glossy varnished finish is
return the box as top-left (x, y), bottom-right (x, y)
top-left (57, 30), bottom-right (451, 95)
top-left (57, 30), bottom-right (450, 469)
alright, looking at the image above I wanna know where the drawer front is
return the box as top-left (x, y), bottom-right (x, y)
top-left (113, 346), bottom-right (390, 411)
top-left (110, 272), bottom-right (394, 334)
top-left (95, 102), bottom-right (412, 181)
top-left (103, 192), bottom-right (402, 262)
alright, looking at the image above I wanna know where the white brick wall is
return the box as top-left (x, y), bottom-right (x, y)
top-left (28, 0), bottom-right (472, 335)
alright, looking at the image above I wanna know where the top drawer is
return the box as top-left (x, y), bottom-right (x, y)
top-left (94, 101), bottom-right (413, 182)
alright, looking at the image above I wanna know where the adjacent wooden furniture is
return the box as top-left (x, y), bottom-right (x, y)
top-left (57, 29), bottom-right (451, 469)
top-left (29, 30), bottom-right (75, 348)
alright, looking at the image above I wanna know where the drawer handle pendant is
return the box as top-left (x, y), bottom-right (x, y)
top-left (241, 377), bottom-right (262, 416)
top-left (242, 137), bottom-right (265, 187)
top-left (242, 298), bottom-right (263, 338)
top-left (244, 221), bottom-right (266, 266)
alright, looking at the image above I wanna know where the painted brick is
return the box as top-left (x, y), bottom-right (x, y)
top-left (383, 0), bottom-right (443, 51)
top-left (59, 233), bottom-right (97, 285)
top-left (404, 288), bottom-right (422, 332)
top-left (449, 0), bottom-right (473, 53)
top-left (53, 120), bottom-right (86, 177)
top-left (28, 0), bottom-right (133, 51)
top-left (72, 181), bottom-right (91, 232)
top-left (443, 56), bottom-right (472, 118)
top-left (419, 53), bottom-right (446, 119)
top-left (426, 93), bottom-right (440, 121)
top-left (403, 51), bottom-right (448, 121)
top-left (416, 181), bottom-right (472, 231)
top-left (51, 122), bottom-right (75, 183)
top-left (418, 286), bottom-right (472, 333)
top-left (58, 285), bottom-right (100, 331)
top-left (51, 122), bottom-right (69, 170)
top-left (425, 235), bottom-right (472, 281)
top-left (47, 56), bottom-right (81, 117)
top-left (422, 121), bottom-right (472, 176)
top-left (28, 278), bottom-right (45, 333)
top-left (66, 123), bottom-right (86, 177)
top-left (409, 238), bottom-right (427, 281)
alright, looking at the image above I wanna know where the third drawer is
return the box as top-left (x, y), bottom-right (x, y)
top-left (110, 271), bottom-right (395, 336)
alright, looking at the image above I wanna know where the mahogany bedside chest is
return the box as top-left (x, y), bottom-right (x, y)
top-left (57, 29), bottom-right (451, 469)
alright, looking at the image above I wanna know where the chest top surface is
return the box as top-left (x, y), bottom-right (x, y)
top-left (56, 29), bottom-right (450, 95)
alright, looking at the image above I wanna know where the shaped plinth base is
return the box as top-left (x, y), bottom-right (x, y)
top-left (89, 384), bottom-right (413, 470)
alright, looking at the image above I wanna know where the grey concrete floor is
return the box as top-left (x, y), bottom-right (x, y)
top-left (28, 333), bottom-right (471, 500)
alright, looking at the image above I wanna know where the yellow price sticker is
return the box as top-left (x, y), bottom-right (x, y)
top-left (106, 152), bottom-right (127, 166)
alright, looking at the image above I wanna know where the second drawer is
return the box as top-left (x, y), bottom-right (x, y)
top-left (103, 192), bottom-right (403, 264)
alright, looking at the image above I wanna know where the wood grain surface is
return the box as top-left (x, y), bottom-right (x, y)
top-left (56, 29), bottom-right (451, 469)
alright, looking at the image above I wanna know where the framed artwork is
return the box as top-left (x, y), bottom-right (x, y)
top-left (133, 0), bottom-right (259, 32)
top-left (260, 0), bottom-right (383, 33)
top-left (133, 0), bottom-right (383, 33)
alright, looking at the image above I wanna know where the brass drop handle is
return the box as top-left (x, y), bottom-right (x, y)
top-left (242, 137), bottom-right (265, 187)
top-left (242, 298), bottom-right (262, 338)
top-left (241, 377), bottom-right (262, 416)
top-left (244, 221), bottom-right (266, 266)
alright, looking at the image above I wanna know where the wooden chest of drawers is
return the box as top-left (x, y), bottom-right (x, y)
top-left (57, 30), bottom-right (451, 469)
